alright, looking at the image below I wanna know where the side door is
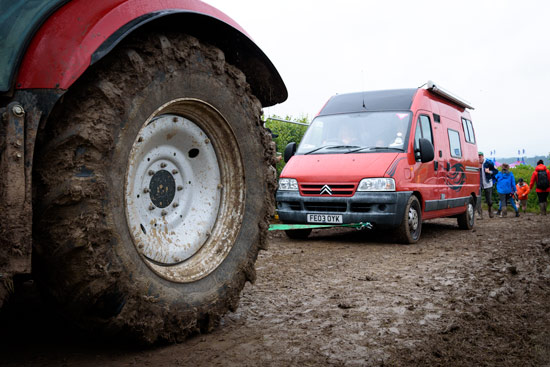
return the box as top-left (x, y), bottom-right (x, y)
top-left (412, 112), bottom-right (442, 211)
top-left (445, 124), bottom-right (466, 202)
top-left (430, 113), bottom-right (451, 203)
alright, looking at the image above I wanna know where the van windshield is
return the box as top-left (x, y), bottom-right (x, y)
top-left (297, 111), bottom-right (412, 154)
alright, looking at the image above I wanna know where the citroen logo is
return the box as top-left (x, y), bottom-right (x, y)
top-left (320, 184), bottom-right (333, 195)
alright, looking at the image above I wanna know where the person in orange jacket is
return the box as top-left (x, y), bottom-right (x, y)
top-left (516, 178), bottom-right (530, 213)
top-left (529, 159), bottom-right (550, 215)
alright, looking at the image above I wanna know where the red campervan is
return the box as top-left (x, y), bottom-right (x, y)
top-left (276, 81), bottom-right (480, 243)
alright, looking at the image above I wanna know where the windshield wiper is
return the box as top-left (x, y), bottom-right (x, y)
top-left (303, 145), bottom-right (335, 155)
top-left (304, 145), bottom-right (359, 154)
top-left (345, 146), bottom-right (404, 154)
top-left (326, 145), bottom-right (361, 149)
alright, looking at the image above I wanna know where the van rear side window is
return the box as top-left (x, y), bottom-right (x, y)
top-left (448, 129), bottom-right (462, 158)
top-left (461, 118), bottom-right (476, 144)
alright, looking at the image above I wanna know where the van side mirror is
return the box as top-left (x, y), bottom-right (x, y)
top-left (416, 138), bottom-right (434, 163)
top-left (284, 142), bottom-right (297, 163)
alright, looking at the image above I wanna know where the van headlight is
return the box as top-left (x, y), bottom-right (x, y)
top-left (278, 178), bottom-right (299, 191)
top-left (357, 178), bottom-right (395, 191)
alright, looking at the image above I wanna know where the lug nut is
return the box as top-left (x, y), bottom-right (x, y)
top-left (138, 136), bottom-right (143, 142)
top-left (173, 202), bottom-right (179, 208)
top-left (149, 204), bottom-right (155, 210)
top-left (172, 117), bottom-right (178, 122)
top-left (12, 105), bottom-right (24, 116)
top-left (160, 163), bottom-right (167, 168)
top-left (177, 185), bottom-right (183, 191)
top-left (217, 184), bottom-right (223, 189)
top-left (143, 188), bottom-right (150, 193)
top-left (204, 138), bottom-right (210, 144)
top-left (161, 210), bottom-right (167, 216)
top-left (172, 169), bottom-right (178, 175)
top-left (148, 170), bottom-right (155, 176)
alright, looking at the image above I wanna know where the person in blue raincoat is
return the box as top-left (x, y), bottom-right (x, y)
top-left (494, 163), bottom-right (519, 217)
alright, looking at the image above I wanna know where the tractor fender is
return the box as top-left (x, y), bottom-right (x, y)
top-left (15, 0), bottom-right (287, 106)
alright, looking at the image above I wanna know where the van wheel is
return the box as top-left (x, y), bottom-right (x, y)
top-left (396, 196), bottom-right (422, 244)
top-left (284, 228), bottom-right (312, 239)
top-left (457, 197), bottom-right (475, 230)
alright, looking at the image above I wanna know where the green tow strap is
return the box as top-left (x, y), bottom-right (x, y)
top-left (269, 222), bottom-right (372, 231)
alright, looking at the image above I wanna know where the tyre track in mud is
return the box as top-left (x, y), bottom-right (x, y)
top-left (1, 215), bottom-right (550, 366)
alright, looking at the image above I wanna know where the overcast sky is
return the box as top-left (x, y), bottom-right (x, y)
top-left (207, 0), bottom-right (550, 158)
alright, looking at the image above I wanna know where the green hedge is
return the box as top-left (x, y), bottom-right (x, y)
top-left (488, 164), bottom-right (548, 212)
top-left (512, 164), bottom-right (546, 211)
top-left (264, 115), bottom-right (310, 176)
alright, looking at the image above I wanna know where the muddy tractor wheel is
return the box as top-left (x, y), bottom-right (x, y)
top-left (396, 195), bottom-right (422, 244)
top-left (33, 32), bottom-right (275, 343)
top-left (457, 196), bottom-right (476, 230)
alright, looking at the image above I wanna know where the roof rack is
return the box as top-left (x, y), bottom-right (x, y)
top-left (425, 80), bottom-right (474, 110)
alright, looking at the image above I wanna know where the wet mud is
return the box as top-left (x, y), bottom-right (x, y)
top-left (1, 214), bottom-right (549, 366)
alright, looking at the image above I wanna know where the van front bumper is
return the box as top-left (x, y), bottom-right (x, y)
top-left (275, 191), bottom-right (413, 228)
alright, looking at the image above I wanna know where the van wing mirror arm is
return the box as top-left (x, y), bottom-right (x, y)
top-left (284, 142), bottom-right (297, 163)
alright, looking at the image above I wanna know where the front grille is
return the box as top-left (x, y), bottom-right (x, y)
top-left (300, 183), bottom-right (356, 196)
top-left (304, 201), bottom-right (347, 212)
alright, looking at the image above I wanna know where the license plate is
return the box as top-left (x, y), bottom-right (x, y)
top-left (307, 214), bottom-right (343, 224)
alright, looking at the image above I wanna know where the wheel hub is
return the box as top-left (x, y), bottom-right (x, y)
top-left (149, 170), bottom-right (176, 208)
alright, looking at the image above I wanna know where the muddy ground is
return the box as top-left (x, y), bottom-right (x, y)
top-left (1, 214), bottom-right (550, 366)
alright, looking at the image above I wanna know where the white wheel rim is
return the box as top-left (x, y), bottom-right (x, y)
top-left (126, 114), bottom-right (221, 265)
top-left (124, 99), bottom-right (245, 283)
top-left (408, 207), bottom-right (419, 232)
top-left (467, 202), bottom-right (474, 224)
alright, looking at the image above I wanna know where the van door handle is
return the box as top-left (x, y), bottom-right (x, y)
top-left (434, 161), bottom-right (439, 171)
top-left (446, 162), bottom-right (450, 171)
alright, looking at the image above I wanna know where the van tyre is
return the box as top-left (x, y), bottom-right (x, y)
top-left (33, 31), bottom-right (275, 343)
top-left (457, 196), bottom-right (475, 230)
top-left (397, 196), bottom-right (422, 244)
top-left (284, 228), bottom-right (312, 240)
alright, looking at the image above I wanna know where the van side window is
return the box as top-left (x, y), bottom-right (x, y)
top-left (461, 118), bottom-right (470, 142)
top-left (415, 115), bottom-right (433, 146)
top-left (466, 119), bottom-right (475, 143)
top-left (448, 129), bottom-right (462, 158)
top-left (461, 118), bottom-right (476, 144)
